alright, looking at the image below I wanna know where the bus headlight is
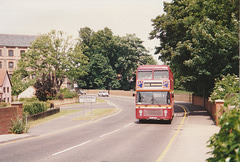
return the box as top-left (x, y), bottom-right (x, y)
top-left (139, 110), bottom-right (143, 116)
top-left (164, 110), bottom-right (168, 117)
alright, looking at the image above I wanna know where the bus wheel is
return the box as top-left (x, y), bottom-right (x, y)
top-left (166, 119), bottom-right (172, 124)
top-left (138, 119), bottom-right (144, 123)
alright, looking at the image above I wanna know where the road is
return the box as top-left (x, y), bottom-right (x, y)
top-left (0, 96), bottom-right (187, 162)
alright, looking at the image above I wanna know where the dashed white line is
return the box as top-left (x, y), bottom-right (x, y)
top-left (123, 122), bottom-right (134, 128)
top-left (100, 129), bottom-right (120, 138)
top-left (52, 140), bottom-right (92, 156)
top-left (52, 123), bottom-right (133, 156)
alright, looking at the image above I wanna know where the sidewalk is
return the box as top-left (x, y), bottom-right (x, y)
top-left (162, 102), bottom-right (220, 162)
top-left (0, 101), bottom-right (116, 144)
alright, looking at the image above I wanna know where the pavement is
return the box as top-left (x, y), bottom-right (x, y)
top-left (0, 98), bottom-right (220, 162)
top-left (162, 102), bottom-right (220, 162)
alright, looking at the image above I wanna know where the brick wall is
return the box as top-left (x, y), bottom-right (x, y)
top-left (0, 102), bottom-right (23, 134)
top-left (174, 94), bottom-right (192, 102)
top-left (192, 95), bottom-right (224, 125)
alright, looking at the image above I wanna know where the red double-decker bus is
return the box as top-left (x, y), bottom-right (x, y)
top-left (135, 65), bottom-right (174, 123)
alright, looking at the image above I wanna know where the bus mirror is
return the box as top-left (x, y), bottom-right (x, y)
top-left (172, 94), bottom-right (174, 98)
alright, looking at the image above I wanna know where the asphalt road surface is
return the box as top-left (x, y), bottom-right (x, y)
top-left (0, 96), bottom-right (186, 162)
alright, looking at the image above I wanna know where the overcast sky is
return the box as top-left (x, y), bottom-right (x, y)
top-left (0, 0), bottom-right (171, 64)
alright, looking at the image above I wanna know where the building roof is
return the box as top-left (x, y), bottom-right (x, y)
top-left (0, 69), bottom-right (6, 86)
top-left (0, 69), bottom-right (11, 87)
top-left (0, 34), bottom-right (38, 47)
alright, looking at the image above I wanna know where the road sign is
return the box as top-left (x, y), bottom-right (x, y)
top-left (79, 95), bottom-right (96, 103)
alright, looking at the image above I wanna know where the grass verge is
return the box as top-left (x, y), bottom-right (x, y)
top-left (73, 108), bottom-right (118, 121)
top-left (28, 109), bottom-right (82, 128)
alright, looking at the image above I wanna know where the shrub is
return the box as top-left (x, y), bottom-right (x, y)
top-left (19, 97), bottom-right (39, 103)
top-left (23, 101), bottom-right (48, 115)
top-left (210, 74), bottom-right (239, 102)
top-left (207, 95), bottom-right (240, 161)
top-left (57, 88), bottom-right (78, 99)
top-left (34, 73), bottom-right (57, 101)
top-left (0, 102), bottom-right (7, 107)
top-left (9, 116), bottom-right (25, 134)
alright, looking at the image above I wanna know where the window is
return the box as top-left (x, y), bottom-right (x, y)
top-left (7, 87), bottom-right (9, 93)
top-left (3, 87), bottom-right (5, 93)
top-left (137, 91), bottom-right (171, 105)
top-left (0, 61), bottom-right (2, 68)
top-left (8, 50), bottom-right (14, 57)
top-left (0, 49), bottom-right (2, 56)
top-left (9, 62), bottom-right (14, 68)
top-left (138, 71), bottom-right (152, 80)
top-left (20, 50), bottom-right (25, 55)
top-left (154, 70), bottom-right (169, 79)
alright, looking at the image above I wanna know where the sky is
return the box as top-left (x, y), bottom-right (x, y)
top-left (0, 0), bottom-right (172, 64)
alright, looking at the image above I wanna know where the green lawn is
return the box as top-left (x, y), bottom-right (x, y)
top-left (28, 109), bottom-right (82, 128)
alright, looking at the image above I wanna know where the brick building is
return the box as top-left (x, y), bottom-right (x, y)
top-left (0, 34), bottom-right (38, 76)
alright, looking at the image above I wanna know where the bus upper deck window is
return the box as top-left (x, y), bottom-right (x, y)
top-left (154, 70), bottom-right (169, 79)
top-left (138, 71), bottom-right (152, 79)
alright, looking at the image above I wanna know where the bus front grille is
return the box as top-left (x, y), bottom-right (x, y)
top-left (144, 109), bottom-right (163, 116)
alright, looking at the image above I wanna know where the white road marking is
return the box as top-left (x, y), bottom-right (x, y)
top-left (51, 123), bottom-right (133, 156)
top-left (123, 122), bottom-right (134, 128)
top-left (100, 129), bottom-right (120, 138)
top-left (52, 140), bottom-right (92, 156)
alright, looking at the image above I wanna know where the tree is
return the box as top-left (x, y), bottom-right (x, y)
top-left (150, 0), bottom-right (239, 96)
top-left (34, 73), bottom-right (56, 101)
top-left (11, 69), bottom-right (35, 96)
top-left (77, 27), bottom-right (155, 90)
top-left (18, 30), bottom-right (74, 94)
top-left (67, 45), bottom-right (89, 88)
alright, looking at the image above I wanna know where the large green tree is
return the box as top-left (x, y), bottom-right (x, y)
top-left (18, 30), bottom-right (74, 94)
top-left (150, 0), bottom-right (239, 96)
top-left (77, 27), bottom-right (156, 90)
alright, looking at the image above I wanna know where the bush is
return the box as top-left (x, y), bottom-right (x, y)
top-left (207, 95), bottom-right (240, 161)
top-left (9, 116), bottom-right (26, 134)
top-left (23, 101), bottom-right (48, 115)
top-left (210, 74), bottom-right (239, 102)
top-left (19, 97), bottom-right (39, 103)
top-left (0, 102), bottom-right (7, 107)
top-left (57, 88), bottom-right (78, 99)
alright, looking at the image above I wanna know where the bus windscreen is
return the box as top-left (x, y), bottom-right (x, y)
top-left (137, 91), bottom-right (170, 105)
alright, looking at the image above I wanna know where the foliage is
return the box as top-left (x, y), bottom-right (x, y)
top-left (18, 30), bottom-right (74, 94)
top-left (19, 97), bottom-right (39, 103)
top-left (210, 74), bottom-right (239, 102)
top-left (0, 102), bottom-right (7, 107)
top-left (9, 117), bottom-right (25, 134)
top-left (34, 73), bottom-right (56, 101)
top-left (57, 88), bottom-right (78, 99)
top-left (23, 101), bottom-right (48, 115)
top-left (207, 95), bottom-right (240, 162)
top-left (67, 45), bottom-right (89, 88)
top-left (150, 0), bottom-right (239, 96)
top-left (11, 69), bottom-right (35, 96)
top-left (9, 112), bottom-right (29, 134)
top-left (75, 27), bottom-right (156, 90)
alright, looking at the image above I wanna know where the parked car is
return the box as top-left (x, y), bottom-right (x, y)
top-left (79, 90), bottom-right (86, 95)
top-left (98, 91), bottom-right (109, 97)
